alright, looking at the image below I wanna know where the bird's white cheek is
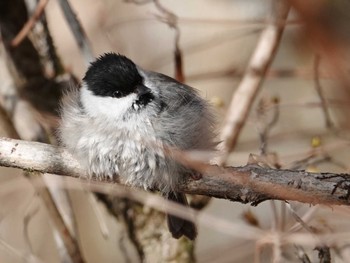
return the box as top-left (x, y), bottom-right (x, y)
top-left (80, 84), bottom-right (136, 120)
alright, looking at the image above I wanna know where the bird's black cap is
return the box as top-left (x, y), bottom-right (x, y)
top-left (83, 53), bottom-right (143, 98)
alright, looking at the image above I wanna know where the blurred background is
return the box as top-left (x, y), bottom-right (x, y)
top-left (1, 0), bottom-right (350, 262)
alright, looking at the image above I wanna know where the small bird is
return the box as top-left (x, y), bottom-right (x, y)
top-left (59, 53), bottom-right (216, 240)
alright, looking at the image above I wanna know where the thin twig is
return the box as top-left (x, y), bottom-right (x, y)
top-left (30, 171), bottom-right (85, 263)
top-left (87, 193), bottom-right (110, 238)
top-left (153, 0), bottom-right (184, 81)
top-left (295, 245), bottom-right (312, 263)
top-left (288, 1), bottom-right (350, 98)
top-left (23, 197), bottom-right (40, 254)
top-left (107, 16), bottom-right (302, 29)
top-left (148, 28), bottom-right (261, 71)
top-left (126, 0), bottom-right (184, 81)
top-left (217, 1), bottom-right (291, 165)
top-left (257, 97), bottom-right (280, 156)
top-left (286, 204), bottom-right (315, 234)
top-left (57, 0), bottom-right (94, 65)
top-left (313, 54), bottom-right (334, 129)
top-left (11, 0), bottom-right (49, 47)
top-left (0, 104), bottom-right (19, 139)
top-left (287, 204), bottom-right (332, 263)
top-left (187, 67), bottom-right (336, 82)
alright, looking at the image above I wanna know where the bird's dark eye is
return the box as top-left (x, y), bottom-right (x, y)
top-left (112, 91), bottom-right (122, 98)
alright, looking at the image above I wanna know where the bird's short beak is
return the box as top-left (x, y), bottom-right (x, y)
top-left (135, 85), bottom-right (151, 96)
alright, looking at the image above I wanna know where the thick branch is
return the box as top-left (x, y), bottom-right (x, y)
top-left (1, 137), bottom-right (350, 206)
top-left (0, 137), bottom-right (83, 177)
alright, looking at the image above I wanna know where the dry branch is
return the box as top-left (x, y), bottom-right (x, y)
top-left (11, 0), bottom-right (49, 47)
top-left (2, 137), bottom-right (350, 207)
top-left (313, 54), bottom-right (334, 129)
top-left (217, 1), bottom-right (290, 165)
top-left (57, 0), bottom-right (94, 65)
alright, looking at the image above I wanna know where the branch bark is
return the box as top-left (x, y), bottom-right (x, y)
top-left (1, 137), bottom-right (350, 207)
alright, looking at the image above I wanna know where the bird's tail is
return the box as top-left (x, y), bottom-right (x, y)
top-left (166, 192), bottom-right (197, 240)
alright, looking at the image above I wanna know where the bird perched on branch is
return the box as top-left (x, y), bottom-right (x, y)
top-left (59, 53), bottom-right (216, 240)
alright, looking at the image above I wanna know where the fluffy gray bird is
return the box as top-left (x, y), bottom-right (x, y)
top-left (59, 53), bottom-right (216, 240)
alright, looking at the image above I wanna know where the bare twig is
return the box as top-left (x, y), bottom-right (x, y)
top-left (287, 204), bottom-right (332, 263)
top-left (187, 67), bottom-right (336, 82)
top-left (86, 193), bottom-right (110, 238)
top-left (57, 0), bottom-right (94, 65)
top-left (11, 0), bottom-right (49, 47)
top-left (26, 0), bottom-right (64, 77)
top-left (152, 0), bottom-right (183, 81)
top-left (23, 197), bottom-right (40, 254)
top-left (313, 54), bottom-right (334, 129)
top-left (126, 0), bottom-right (184, 81)
top-left (107, 16), bottom-right (301, 29)
top-left (295, 246), bottom-right (312, 263)
top-left (31, 171), bottom-right (84, 263)
top-left (0, 104), bottom-right (19, 139)
top-left (286, 204), bottom-right (315, 234)
top-left (148, 27), bottom-right (261, 71)
top-left (217, 1), bottom-right (290, 165)
top-left (257, 97), bottom-right (280, 156)
top-left (4, 137), bottom-right (350, 207)
top-left (288, 0), bottom-right (350, 93)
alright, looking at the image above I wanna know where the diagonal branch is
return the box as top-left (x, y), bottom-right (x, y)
top-left (11, 0), bottom-right (49, 47)
top-left (2, 137), bottom-right (350, 207)
top-left (57, 0), bottom-right (94, 65)
top-left (217, 1), bottom-right (290, 165)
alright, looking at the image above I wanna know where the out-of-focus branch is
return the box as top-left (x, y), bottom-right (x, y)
top-left (0, 104), bottom-right (19, 139)
top-left (313, 54), bottom-right (334, 129)
top-left (288, 0), bottom-right (350, 89)
top-left (24, 0), bottom-right (64, 77)
top-left (126, 0), bottom-right (184, 81)
top-left (256, 97), bottom-right (280, 157)
top-left (11, 0), bottom-right (49, 47)
top-left (187, 67), bottom-right (336, 82)
top-left (152, 0), bottom-right (184, 82)
top-left (217, 1), bottom-right (290, 165)
top-left (57, 0), bottom-right (94, 65)
top-left (31, 171), bottom-right (84, 263)
top-left (3, 137), bottom-right (350, 207)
